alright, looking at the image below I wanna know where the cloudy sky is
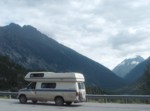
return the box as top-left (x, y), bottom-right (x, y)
top-left (0, 0), bottom-right (150, 69)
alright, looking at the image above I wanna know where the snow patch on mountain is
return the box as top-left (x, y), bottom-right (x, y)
top-left (131, 61), bottom-right (139, 65)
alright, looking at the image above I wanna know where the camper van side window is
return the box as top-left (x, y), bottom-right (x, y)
top-left (27, 82), bottom-right (36, 89)
top-left (41, 83), bottom-right (56, 89)
top-left (30, 73), bottom-right (44, 77)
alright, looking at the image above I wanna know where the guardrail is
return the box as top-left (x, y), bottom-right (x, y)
top-left (0, 91), bottom-right (18, 99)
top-left (0, 91), bottom-right (150, 103)
top-left (86, 94), bottom-right (150, 99)
top-left (0, 91), bottom-right (18, 96)
top-left (86, 94), bottom-right (150, 103)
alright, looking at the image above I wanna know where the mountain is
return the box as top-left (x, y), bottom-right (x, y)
top-left (116, 64), bottom-right (150, 95)
top-left (124, 57), bottom-right (150, 84)
top-left (0, 23), bottom-right (126, 90)
top-left (113, 56), bottom-right (144, 78)
top-left (129, 65), bottom-right (150, 95)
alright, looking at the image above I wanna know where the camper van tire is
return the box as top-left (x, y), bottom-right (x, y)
top-left (32, 100), bottom-right (38, 104)
top-left (54, 96), bottom-right (64, 106)
top-left (66, 102), bottom-right (72, 106)
top-left (19, 95), bottom-right (27, 104)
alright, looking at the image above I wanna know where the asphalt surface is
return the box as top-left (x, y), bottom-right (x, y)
top-left (0, 99), bottom-right (150, 111)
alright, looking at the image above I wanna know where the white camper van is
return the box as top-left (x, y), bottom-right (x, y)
top-left (18, 72), bottom-right (86, 106)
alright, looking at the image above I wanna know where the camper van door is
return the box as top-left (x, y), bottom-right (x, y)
top-left (35, 82), bottom-right (56, 101)
top-left (26, 82), bottom-right (37, 99)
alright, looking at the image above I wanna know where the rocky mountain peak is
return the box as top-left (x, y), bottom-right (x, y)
top-left (113, 55), bottom-right (144, 78)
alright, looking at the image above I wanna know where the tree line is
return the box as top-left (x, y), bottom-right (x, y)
top-left (0, 55), bottom-right (28, 91)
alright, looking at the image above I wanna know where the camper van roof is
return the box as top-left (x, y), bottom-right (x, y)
top-left (24, 72), bottom-right (85, 82)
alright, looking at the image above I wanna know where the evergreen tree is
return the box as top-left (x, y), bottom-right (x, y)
top-left (0, 55), bottom-right (28, 91)
top-left (144, 65), bottom-right (150, 94)
top-left (138, 64), bottom-right (150, 95)
top-left (86, 86), bottom-right (105, 94)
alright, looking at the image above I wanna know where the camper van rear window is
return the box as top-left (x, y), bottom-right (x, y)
top-left (78, 82), bottom-right (85, 89)
top-left (30, 73), bottom-right (44, 77)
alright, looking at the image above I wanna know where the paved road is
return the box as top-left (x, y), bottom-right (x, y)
top-left (0, 99), bottom-right (150, 111)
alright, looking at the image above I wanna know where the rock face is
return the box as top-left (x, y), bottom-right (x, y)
top-left (0, 23), bottom-right (126, 90)
top-left (113, 56), bottom-right (144, 78)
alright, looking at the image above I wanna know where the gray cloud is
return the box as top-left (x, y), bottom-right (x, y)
top-left (0, 0), bottom-right (150, 69)
top-left (110, 31), bottom-right (147, 49)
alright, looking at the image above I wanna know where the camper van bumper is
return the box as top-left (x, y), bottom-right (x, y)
top-left (74, 97), bottom-right (86, 103)
top-left (74, 99), bottom-right (86, 103)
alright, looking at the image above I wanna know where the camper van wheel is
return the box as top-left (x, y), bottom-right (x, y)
top-left (55, 97), bottom-right (64, 106)
top-left (19, 95), bottom-right (27, 104)
top-left (32, 100), bottom-right (37, 104)
top-left (66, 102), bottom-right (72, 106)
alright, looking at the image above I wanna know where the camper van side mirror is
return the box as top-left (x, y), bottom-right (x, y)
top-left (27, 86), bottom-right (30, 89)
top-left (26, 85), bottom-right (32, 89)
